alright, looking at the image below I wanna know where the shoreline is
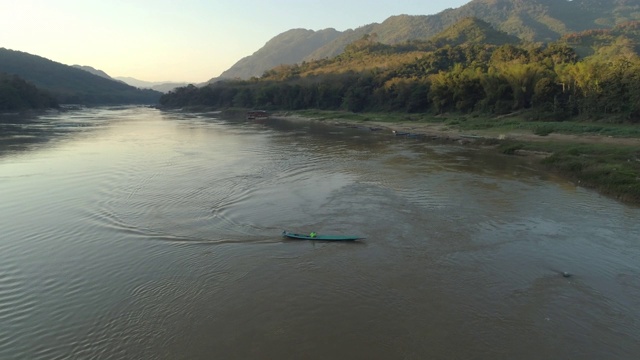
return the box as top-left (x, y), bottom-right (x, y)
top-left (271, 112), bottom-right (640, 147)
top-left (270, 113), bottom-right (561, 160)
top-left (268, 111), bottom-right (640, 205)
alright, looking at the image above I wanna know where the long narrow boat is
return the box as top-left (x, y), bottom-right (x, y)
top-left (247, 110), bottom-right (269, 120)
top-left (282, 231), bottom-right (364, 241)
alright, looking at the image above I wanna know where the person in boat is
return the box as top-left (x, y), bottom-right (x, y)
top-left (309, 232), bottom-right (316, 238)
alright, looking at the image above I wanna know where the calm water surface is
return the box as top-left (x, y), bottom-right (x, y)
top-left (1, 107), bottom-right (639, 359)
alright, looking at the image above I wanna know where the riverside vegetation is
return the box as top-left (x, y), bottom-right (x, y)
top-left (0, 72), bottom-right (58, 110)
top-left (158, 18), bottom-right (640, 204)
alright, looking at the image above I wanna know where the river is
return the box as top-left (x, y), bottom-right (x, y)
top-left (1, 107), bottom-right (639, 359)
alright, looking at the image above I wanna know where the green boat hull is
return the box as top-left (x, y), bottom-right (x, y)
top-left (282, 231), bottom-right (364, 241)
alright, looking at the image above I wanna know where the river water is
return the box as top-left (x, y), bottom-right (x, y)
top-left (1, 107), bottom-right (639, 359)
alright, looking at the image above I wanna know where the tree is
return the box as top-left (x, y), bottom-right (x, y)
top-left (0, 73), bottom-right (58, 110)
top-left (478, 69), bottom-right (513, 114)
top-left (232, 88), bottom-right (254, 108)
top-left (498, 63), bottom-right (549, 109)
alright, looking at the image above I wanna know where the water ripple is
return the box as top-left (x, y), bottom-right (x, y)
top-left (2, 107), bottom-right (640, 359)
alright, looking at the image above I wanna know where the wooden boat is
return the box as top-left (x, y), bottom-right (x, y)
top-left (282, 231), bottom-right (364, 241)
top-left (393, 130), bottom-right (423, 138)
top-left (247, 110), bottom-right (269, 120)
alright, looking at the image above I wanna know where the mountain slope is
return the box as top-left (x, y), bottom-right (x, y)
top-left (212, 28), bottom-right (342, 81)
top-left (115, 77), bottom-right (188, 93)
top-left (215, 0), bottom-right (640, 80)
top-left (257, 17), bottom-right (521, 80)
top-left (149, 82), bottom-right (189, 93)
top-left (428, 17), bottom-right (521, 47)
top-left (306, 0), bottom-right (640, 61)
top-left (72, 65), bottom-right (113, 80)
top-left (115, 76), bottom-right (156, 88)
top-left (0, 48), bottom-right (161, 104)
top-left (559, 20), bottom-right (640, 58)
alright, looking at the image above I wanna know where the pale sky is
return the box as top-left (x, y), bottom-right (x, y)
top-left (1, 0), bottom-right (470, 83)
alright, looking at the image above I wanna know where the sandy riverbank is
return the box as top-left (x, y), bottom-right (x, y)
top-left (271, 112), bottom-right (640, 147)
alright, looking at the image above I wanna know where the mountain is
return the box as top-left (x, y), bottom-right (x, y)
top-left (257, 17), bottom-right (524, 80)
top-left (115, 76), bottom-right (188, 93)
top-left (211, 28), bottom-right (341, 82)
top-left (306, 0), bottom-right (640, 61)
top-left (69, 68), bottom-right (187, 93)
top-left (115, 76), bottom-right (155, 88)
top-left (0, 48), bottom-right (161, 105)
top-left (428, 17), bottom-right (521, 47)
top-left (217, 0), bottom-right (640, 80)
top-left (559, 20), bottom-right (640, 58)
top-left (160, 15), bottom-right (640, 123)
top-left (149, 82), bottom-right (190, 93)
top-left (72, 65), bottom-right (114, 80)
top-left (74, 69), bottom-right (186, 92)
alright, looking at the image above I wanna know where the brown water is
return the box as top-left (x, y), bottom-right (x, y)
top-left (1, 107), bottom-right (639, 359)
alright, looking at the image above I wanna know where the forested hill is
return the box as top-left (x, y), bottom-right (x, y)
top-left (0, 73), bottom-right (58, 111)
top-left (559, 21), bottom-right (640, 58)
top-left (72, 65), bottom-right (113, 80)
top-left (306, 0), bottom-right (640, 61)
top-left (427, 17), bottom-right (521, 47)
top-left (210, 28), bottom-right (341, 82)
top-left (161, 17), bottom-right (640, 123)
top-left (216, 0), bottom-right (640, 80)
top-left (0, 48), bottom-right (161, 105)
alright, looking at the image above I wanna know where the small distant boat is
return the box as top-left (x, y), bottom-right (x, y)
top-left (282, 231), bottom-right (364, 241)
top-left (392, 130), bottom-right (423, 138)
top-left (247, 110), bottom-right (269, 121)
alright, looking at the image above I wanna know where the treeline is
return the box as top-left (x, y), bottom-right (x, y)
top-left (161, 41), bottom-right (640, 123)
top-left (0, 73), bottom-right (58, 111)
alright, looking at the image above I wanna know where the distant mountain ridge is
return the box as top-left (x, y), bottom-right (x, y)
top-left (115, 77), bottom-right (189, 93)
top-left (0, 48), bottom-right (161, 104)
top-left (307, 0), bottom-right (640, 60)
top-left (260, 17), bottom-right (528, 80)
top-left (216, 0), bottom-right (640, 80)
top-left (161, 14), bottom-right (640, 124)
top-left (559, 20), bottom-right (640, 58)
top-left (71, 66), bottom-right (188, 93)
top-left (427, 17), bottom-right (521, 47)
top-left (72, 65), bottom-right (113, 80)
top-left (210, 28), bottom-right (341, 82)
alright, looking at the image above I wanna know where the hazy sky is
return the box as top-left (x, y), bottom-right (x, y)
top-left (2, 0), bottom-right (471, 83)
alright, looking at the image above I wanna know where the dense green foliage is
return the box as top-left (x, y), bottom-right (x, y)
top-left (449, 0), bottom-right (640, 42)
top-left (542, 144), bottom-right (640, 203)
top-left (559, 21), bottom-right (640, 58)
top-left (161, 20), bottom-right (640, 124)
top-left (493, 139), bottom-right (640, 203)
top-left (0, 48), bottom-right (161, 105)
top-left (0, 73), bottom-right (58, 110)
top-left (427, 17), bottom-right (521, 47)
